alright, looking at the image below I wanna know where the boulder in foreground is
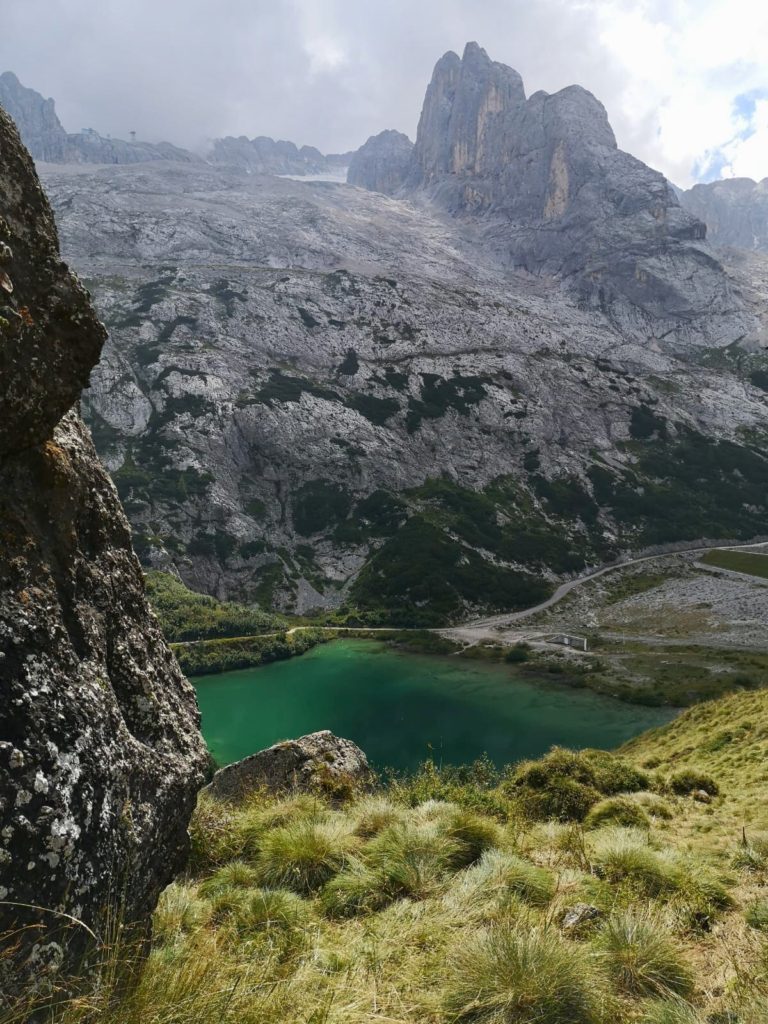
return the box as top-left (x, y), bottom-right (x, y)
top-left (206, 731), bottom-right (371, 800)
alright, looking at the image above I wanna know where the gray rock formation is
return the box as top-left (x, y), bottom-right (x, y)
top-left (206, 731), bottom-right (371, 800)
top-left (0, 106), bottom-right (207, 996)
top-left (347, 130), bottom-right (414, 194)
top-left (679, 178), bottom-right (768, 252)
top-left (560, 903), bottom-right (603, 933)
top-left (0, 72), bottom-right (69, 162)
top-left (365, 42), bottom-right (735, 342)
top-left (0, 70), bottom-right (198, 165)
top-left (209, 138), bottom-right (354, 177)
top-left (209, 135), bottom-right (336, 175)
top-left (38, 158), bottom-right (768, 623)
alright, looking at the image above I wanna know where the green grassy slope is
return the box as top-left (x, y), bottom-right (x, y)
top-left (15, 711), bottom-right (768, 1024)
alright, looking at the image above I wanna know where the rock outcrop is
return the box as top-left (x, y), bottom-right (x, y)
top-left (356, 42), bottom-right (738, 343)
top-left (679, 177), bottom-right (768, 252)
top-left (0, 70), bottom-right (198, 165)
top-left (38, 158), bottom-right (768, 620)
top-left (347, 130), bottom-right (414, 195)
top-left (209, 135), bottom-right (349, 176)
top-left (0, 105), bottom-right (207, 994)
top-left (0, 72), bottom-right (69, 162)
top-left (207, 731), bottom-right (371, 800)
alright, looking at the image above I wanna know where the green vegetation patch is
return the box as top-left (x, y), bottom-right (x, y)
top-left (173, 628), bottom-right (330, 676)
top-left (406, 372), bottom-right (491, 432)
top-left (346, 393), bottom-right (400, 425)
top-left (146, 570), bottom-right (284, 641)
top-left (351, 515), bottom-right (550, 625)
top-left (293, 480), bottom-right (352, 536)
top-left (700, 548), bottom-right (768, 579)
top-left (253, 369), bottom-right (339, 407)
top-left (589, 429), bottom-right (768, 546)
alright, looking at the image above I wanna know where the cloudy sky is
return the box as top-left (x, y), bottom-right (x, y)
top-left (0, 0), bottom-right (766, 187)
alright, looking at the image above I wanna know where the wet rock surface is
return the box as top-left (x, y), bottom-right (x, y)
top-left (0, 105), bottom-right (207, 991)
top-left (206, 731), bottom-right (371, 800)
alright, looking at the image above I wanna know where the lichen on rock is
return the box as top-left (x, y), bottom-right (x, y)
top-left (0, 103), bottom-right (208, 995)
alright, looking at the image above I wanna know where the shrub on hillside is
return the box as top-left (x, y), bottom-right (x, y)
top-left (387, 757), bottom-right (511, 819)
top-left (350, 796), bottom-right (407, 838)
top-left (745, 900), bottom-right (768, 931)
top-left (505, 643), bottom-right (531, 663)
top-left (219, 887), bottom-right (307, 937)
top-left (254, 819), bottom-right (357, 894)
top-left (634, 793), bottom-right (675, 820)
top-left (363, 821), bottom-right (461, 900)
top-left (453, 849), bottom-right (556, 909)
top-left (668, 769), bottom-right (719, 797)
top-left (589, 829), bottom-right (675, 898)
top-left (585, 797), bottom-right (651, 831)
top-left (509, 748), bottom-right (651, 823)
top-left (581, 750), bottom-right (651, 795)
top-left (198, 861), bottom-right (259, 900)
top-left (732, 834), bottom-right (768, 872)
top-left (320, 863), bottom-right (390, 917)
top-left (639, 997), bottom-right (706, 1024)
top-left (439, 806), bottom-right (504, 868)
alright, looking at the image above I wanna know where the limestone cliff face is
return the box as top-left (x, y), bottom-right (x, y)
top-left (0, 106), bottom-right (207, 991)
top-left (387, 43), bottom-right (732, 338)
top-left (0, 71), bottom-right (198, 165)
top-left (38, 158), bottom-right (768, 620)
top-left (680, 177), bottom-right (768, 252)
top-left (347, 130), bottom-right (414, 195)
top-left (210, 135), bottom-right (339, 176)
top-left (0, 72), bottom-right (69, 162)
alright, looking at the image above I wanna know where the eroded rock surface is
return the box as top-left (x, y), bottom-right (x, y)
top-left (38, 158), bottom-right (768, 621)
top-left (207, 731), bottom-right (371, 800)
top-left (680, 177), bottom-right (768, 252)
top-left (210, 135), bottom-right (350, 176)
top-left (347, 130), bottom-right (414, 195)
top-left (0, 105), bottom-right (207, 992)
top-left (380, 42), bottom-right (746, 344)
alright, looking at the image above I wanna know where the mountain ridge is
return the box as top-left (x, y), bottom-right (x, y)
top-left (10, 43), bottom-right (768, 619)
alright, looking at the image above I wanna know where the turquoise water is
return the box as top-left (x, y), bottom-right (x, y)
top-left (194, 639), bottom-right (675, 772)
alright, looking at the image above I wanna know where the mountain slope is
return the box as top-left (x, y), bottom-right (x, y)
top-left (38, 155), bottom-right (768, 621)
top-left (679, 177), bottom-right (768, 252)
top-left (355, 43), bottom-right (752, 350)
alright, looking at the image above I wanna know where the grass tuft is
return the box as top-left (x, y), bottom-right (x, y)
top-left (443, 923), bottom-right (600, 1023)
top-left (594, 909), bottom-right (694, 997)
top-left (254, 818), bottom-right (357, 894)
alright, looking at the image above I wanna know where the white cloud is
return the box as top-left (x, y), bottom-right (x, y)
top-left (584, 0), bottom-right (768, 184)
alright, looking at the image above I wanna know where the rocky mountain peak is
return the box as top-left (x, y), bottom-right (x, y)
top-left (390, 43), bottom-right (729, 334)
top-left (679, 176), bottom-right (768, 252)
top-left (411, 41), bottom-right (525, 184)
top-left (0, 70), bottom-right (69, 162)
top-left (0, 70), bottom-right (199, 165)
top-left (347, 129), bottom-right (414, 194)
